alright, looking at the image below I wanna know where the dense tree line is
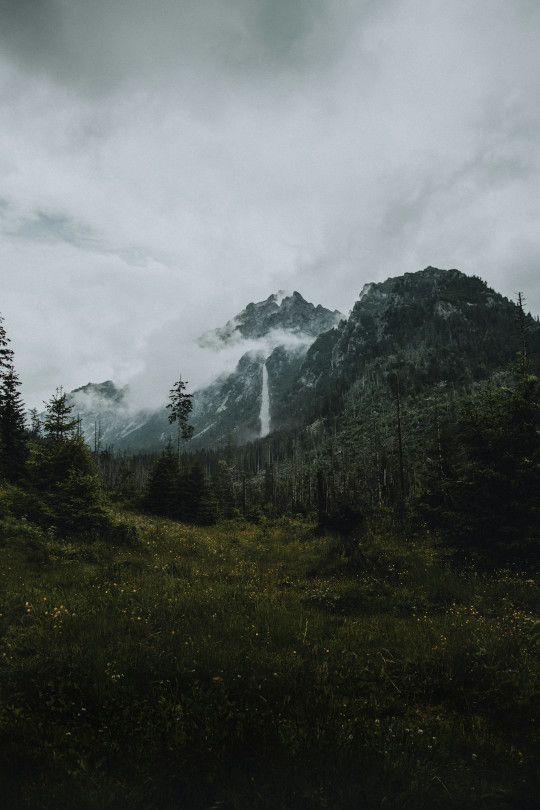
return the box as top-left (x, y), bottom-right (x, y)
top-left (143, 440), bottom-right (217, 524)
top-left (92, 349), bottom-right (539, 566)
top-left (0, 317), bottom-right (108, 539)
top-left (419, 352), bottom-right (540, 561)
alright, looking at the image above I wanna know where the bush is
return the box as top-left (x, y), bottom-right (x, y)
top-left (28, 435), bottom-right (107, 538)
top-left (104, 520), bottom-right (140, 547)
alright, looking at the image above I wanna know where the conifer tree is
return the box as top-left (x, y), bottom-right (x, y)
top-left (28, 408), bottom-right (42, 439)
top-left (0, 315), bottom-right (14, 374)
top-left (43, 387), bottom-right (79, 441)
top-left (180, 460), bottom-right (217, 524)
top-left (167, 376), bottom-right (194, 461)
top-left (29, 387), bottom-right (106, 536)
top-left (0, 316), bottom-right (27, 482)
top-left (143, 440), bottom-right (180, 517)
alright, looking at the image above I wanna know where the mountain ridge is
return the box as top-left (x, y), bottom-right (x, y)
top-left (197, 290), bottom-right (342, 348)
top-left (61, 267), bottom-right (540, 452)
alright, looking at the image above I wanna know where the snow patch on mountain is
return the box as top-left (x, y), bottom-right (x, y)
top-left (216, 393), bottom-right (230, 413)
top-left (192, 422), bottom-right (216, 440)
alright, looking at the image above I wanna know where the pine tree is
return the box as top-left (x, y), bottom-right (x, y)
top-left (180, 460), bottom-right (217, 524)
top-left (28, 408), bottom-right (42, 439)
top-left (167, 377), bottom-right (194, 461)
top-left (143, 440), bottom-right (180, 517)
top-left (0, 315), bottom-right (14, 374)
top-left (29, 388), bottom-right (106, 536)
top-left (43, 387), bottom-right (79, 441)
top-left (0, 316), bottom-right (27, 482)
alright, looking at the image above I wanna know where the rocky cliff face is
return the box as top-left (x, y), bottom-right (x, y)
top-left (189, 342), bottom-right (309, 448)
top-left (189, 292), bottom-right (341, 447)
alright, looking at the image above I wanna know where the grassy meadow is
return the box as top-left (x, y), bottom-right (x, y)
top-left (0, 512), bottom-right (538, 809)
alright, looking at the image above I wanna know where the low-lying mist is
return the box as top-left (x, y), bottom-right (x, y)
top-left (72, 327), bottom-right (320, 418)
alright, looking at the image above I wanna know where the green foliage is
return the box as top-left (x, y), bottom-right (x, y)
top-left (42, 387), bottom-right (79, 440)
top-left (143, 440), bottom-right (179, 517)
top-left (212, 459), bottom-right (237, 519)
top-left (144, 444), bottom-right (217, 525)
top-left (423, 360), bottom-right (540, 562)
top-left (26, 390), bottom-right (107, 537)
top-left (167, 376), bottom-right (194, 456)
top-left (0, 368), bottom-right (27, 482)
top-left (0, 316), bottom-right (28, 482)
top-left (182, 460), bottom-right (218, 524)
top-left (143, 380), bottom-right (217, 524)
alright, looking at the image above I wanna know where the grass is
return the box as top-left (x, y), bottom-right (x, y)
top-left (0, 510), bottom-right (538, 809)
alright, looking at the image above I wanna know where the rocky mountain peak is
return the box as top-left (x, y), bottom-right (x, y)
top-left (197, 291), bottom-right (343, 348)
top-left (70, 380), bottom-right (127, 404)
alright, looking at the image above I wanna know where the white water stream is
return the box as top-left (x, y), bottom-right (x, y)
top-left (260, 362), bottom-right (270, 437)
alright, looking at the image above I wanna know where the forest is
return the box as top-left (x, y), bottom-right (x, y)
top-left (0, 307), bottom-right (538, 809)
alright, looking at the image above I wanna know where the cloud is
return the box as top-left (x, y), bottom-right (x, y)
top-left (127, 315), bottom-right (326, 413)
top-left (0, 0), bottom-right (357, 98)
top-left (1, 0), bottom-right (540, 411)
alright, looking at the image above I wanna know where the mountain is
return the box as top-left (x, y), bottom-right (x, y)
top-left (61, 268), bottom-right (540, 453)
top-left (197, 291), bottom-right (342, 348)
top-left (188, 291), bottom-right (343, 447)
top-left (271, 266), bottom-right (540, 427)
top-left (65, 292), bottom-right (343, 451)
top-left (67, 381), bottom-right (153, 450)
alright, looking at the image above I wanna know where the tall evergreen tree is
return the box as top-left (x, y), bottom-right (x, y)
top-left (0, 315), bottom-right (14, 374)
top-left (0, 315), bottom-right (27, 482)
top-left (143, 440), bottom-right (180, 517)
top-left (179, 460), bottom-right (217, 524)
top-left (167, 377), bottom-right (194, 461)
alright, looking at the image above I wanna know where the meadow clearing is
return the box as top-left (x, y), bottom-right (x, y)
top-left (0, 512), bottom-right (538, 809)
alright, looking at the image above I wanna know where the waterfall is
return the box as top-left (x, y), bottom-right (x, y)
top-left (260, 361), bottom-right (270, 437)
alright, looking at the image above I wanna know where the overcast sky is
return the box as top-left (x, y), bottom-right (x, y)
top-left (1, 0), bottom-right (539, 409)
